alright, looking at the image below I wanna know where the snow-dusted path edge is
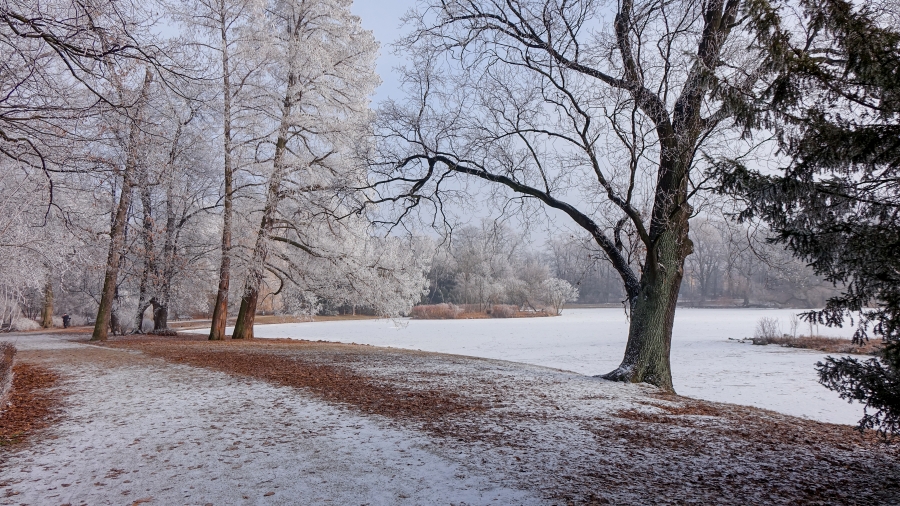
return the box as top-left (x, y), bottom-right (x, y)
top-left (0, 334), bottom-right (539, 506)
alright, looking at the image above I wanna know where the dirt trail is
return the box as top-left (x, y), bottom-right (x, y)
top-left (0, 333), bottom-right (898, 505)
top-left (0, 334), bottom-right (538, 505)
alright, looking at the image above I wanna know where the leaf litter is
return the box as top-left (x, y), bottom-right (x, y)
top-left (0, 332), bottom-right (898, 505)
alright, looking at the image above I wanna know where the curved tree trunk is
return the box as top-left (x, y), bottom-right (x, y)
top-left (600, 230), bottom-right (690, 392)
top-left (231, 288), bottom-right (259, 340)
top-left (231, 55), bottom-right (296, 339)
top-left (93, 69), bottom-right (153, 341)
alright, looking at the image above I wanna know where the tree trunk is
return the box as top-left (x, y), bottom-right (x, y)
top-left (231, 198), bottom-right (276, 339)
top-left (601, 147), bottom-right (694, 392)
top-left (92, 69), bottom-right (153, 342)
top-left (151, 298), bottom-right (169, 331)
top-left (231, 288), bottom-right (259, 340)
top-left (209, 12), bottom-right (235, 341)
top-left (231, 64), bottom-right (295, 339)
top-left (41, 279), bottom-right (53, 329)
top-left (93, 174), bottom-right (134, 341)
top-left (601, 232), bottom-right (689, 391)
top-left (134, 168), bottom-right (155, 333)
top-left (152, 108), bottom-right (186, 334)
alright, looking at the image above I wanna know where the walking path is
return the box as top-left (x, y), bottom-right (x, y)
top-left (0, 334), bottom-right (538, 505)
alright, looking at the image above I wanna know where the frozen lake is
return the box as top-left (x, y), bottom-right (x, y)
top-left (197, 308), bottom-right (867, 425)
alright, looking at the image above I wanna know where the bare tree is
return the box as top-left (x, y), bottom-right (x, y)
top-left (686, 218), bottom-right (723, 304)
top-left (371, 0), bottom-right (760, 390)
top-left (172, 0), bottom-right (265, 340)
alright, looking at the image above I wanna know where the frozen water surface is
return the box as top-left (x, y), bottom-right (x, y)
top-left (200, 308), bottom-right (866, 425)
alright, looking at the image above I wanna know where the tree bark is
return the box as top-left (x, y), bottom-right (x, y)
top-left (133, 165), bottom-right (155, 333)
top-left (41, 278), bottom-right (53, 328)
top-left (92, 69), bottom-right (153, 341)
top-left (230, 162), bottom-right (283, 339)
top-left (151, 105), bottom-right (190, 334)
top-left (231, 287), bottom-right (259, 340)
top-left (601, 208), bottom-right (691, 391)
top-left (231, 59), bottom-right (295, 339)
top-left (209, 6), bottom-right (235, 341)
top-left (152, 301), bottom-right (168, 331)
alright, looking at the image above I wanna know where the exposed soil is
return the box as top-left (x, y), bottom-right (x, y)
top-left (0, 363), bottom-right (62, 448)
top-left (95, 336), bottom-right (900, 505)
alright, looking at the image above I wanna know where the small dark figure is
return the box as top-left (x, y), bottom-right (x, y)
top-left (62, 313), bottom-right (71, 328)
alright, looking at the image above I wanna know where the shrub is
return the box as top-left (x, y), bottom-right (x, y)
top-left (753, 317), bottom-right (782, 342)
top-left (149, 329), bottom-right (178, 337)
top-left (10, 318), bottom-right (40, 332)
top-left (489, 304), bottom-right (516, 318)
top-left (0, 343), bottom-right (15, 408)
top-left (410, 303), bottom-right (463, 319)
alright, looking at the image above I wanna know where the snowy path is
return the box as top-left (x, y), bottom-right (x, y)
top-left (0, 334), bottom-right (539, 505)
top-left (217, 308), bottom-right (866, 425)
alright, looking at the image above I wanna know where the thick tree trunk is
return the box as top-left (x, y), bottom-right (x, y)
top-left (150, 298), bottom-right (169, 331)
top-left (92, 69), bottom-right (153, 341)
top-left (231, 203), bottom-right (275, 339)
top-left (153, 306), bottom-right (168, 331)
top-left (231, 67), bottom-right (295, 339)
top-left (601, 241), bottom-right (687, 392)
top-left (231, 288), bottom-right (259, 340)
top-left (209, 15), bottom-right (235, 341)
top-left (601, 150), bottom-right (693, 392)
top-left (41, 279), bottom-right (53, 328)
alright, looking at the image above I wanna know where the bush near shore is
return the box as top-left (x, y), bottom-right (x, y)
top-left (749, 334), bottom-right (882, 355)
top-left (750, 316), bottom-right (881, 355)
top-left (410, 303), bottom-right (551, 319)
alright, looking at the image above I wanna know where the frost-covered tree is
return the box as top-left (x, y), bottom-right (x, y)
top-left (541, 278), bottom-right (579, 316)
top-left (122, 83), bottom-right (222, 333)
top-left (227, 0), bottom-right (427, 338)
top-left (170, 0), bottom-right (268, 340)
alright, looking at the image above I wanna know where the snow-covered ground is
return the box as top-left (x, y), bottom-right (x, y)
top-left (203, 308), bottom-right (866, 425)
top-left (0, 334), bottom-right (541, 505)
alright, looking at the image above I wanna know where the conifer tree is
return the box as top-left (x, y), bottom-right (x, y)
top-left (716, 0), bottom-right (900, 433)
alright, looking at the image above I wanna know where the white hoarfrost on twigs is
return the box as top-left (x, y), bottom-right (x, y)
top-left (226, 0), bottom-right (428, 318)
top-left (540, 278), bottom-right (579, 315)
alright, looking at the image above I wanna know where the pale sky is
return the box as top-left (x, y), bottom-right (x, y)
top-left (350, 0), bottom-right (417, 105)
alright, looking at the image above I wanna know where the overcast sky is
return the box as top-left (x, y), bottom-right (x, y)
top-left (350, 0), bottom-right (417, 105)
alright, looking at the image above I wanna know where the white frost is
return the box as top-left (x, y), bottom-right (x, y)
top-left (0, 335), bottom-right (539, 505)
top-left (203, 307), bottom-right (866, 425)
